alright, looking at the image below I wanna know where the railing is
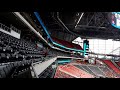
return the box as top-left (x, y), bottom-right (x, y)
top-left (0, 22), bottom-right (21, 34)
top-left (31, 57), bottom-right (57, 78)
top-left (10, 25), bottom-right (21, 34)
top-left (0, 23), bottom-right (11, 32)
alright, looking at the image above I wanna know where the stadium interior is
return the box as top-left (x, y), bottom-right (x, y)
top-left (0, 12), bottom-right (120, 78)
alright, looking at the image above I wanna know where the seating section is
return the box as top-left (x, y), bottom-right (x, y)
top-left (98, 66), bottom-right (117, 78)
top-left (88, 66), bottom-right (105, 77)
top-left (52, 37), bottom-right (83, 50)
top-left (73, 60), bottom-right (120, 78)
top-left (54, 65), bottom-right (75, 78)
top-left (0, 30), bottom-right (54, 78)
top-left (74, 65), bottom-right (96, 76)
top-left (38, 64), bottom-right (55, 78)
top-left (54, 64), bottom-right (94, 78)
top-left (11, 64), bottom-right (32, 78)
top-left (0, 29), bottom-right (81, 78)
top-left (72, 44), bottom-right (83, 50)
top-left (115, 62), bottom-right (120, 67)
top-left (102, 60), bottom-right (120, 74)
top-left (0, 60), bottom-right (33, 78)
top-left (0, 31), bottom-right (48, 63)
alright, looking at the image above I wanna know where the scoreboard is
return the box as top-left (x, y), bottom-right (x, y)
top-left (109, 12), bottom-right (120, 29)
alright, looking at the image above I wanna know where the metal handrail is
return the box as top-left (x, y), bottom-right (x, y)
top-left (0, 23), bottom-right (11, 32)
top-left (0, 22), bottom-right (21, 34)
top-left (10, 25), bottom-right (21, 34)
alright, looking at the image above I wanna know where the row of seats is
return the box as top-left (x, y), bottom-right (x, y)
top-left (0, 55), bottom-right (52, 78)
top-left (0, 60), bottom-right (33, 78)
top-left (102, 60), bottom-right (120, 74)
top-left (0, 53), bottom-right (25, 63)
top-left (98, 66), bottom-right (117, 78)
top-left (0, 28), bottom-right (54, 78)
top-left (0, 30), bottom-right (46, 63)
top-left (54, 65), bottom-right (74, 78)
top-left (0, 31), bottom-right (41, 52)
top-left (115, 61), bottom-right (120, 67)
top-left (11, 64), bottom-right (32, 78)
top-left (74, 60), bottom-right (120, 78)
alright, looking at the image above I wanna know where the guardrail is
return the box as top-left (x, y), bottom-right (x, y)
top-left (31, 57), bottom-right (57, 78)
top-left (10, 25), bottom-right (21, 34)
top-left (0, 23), bottom-right (11, 32)
top-left (0, 22), bottom-right (21, 34)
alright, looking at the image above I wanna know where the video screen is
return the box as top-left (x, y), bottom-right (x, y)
top-left (111, 12), bottom-right (120, 29)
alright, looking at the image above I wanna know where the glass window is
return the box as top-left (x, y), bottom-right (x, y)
top-left (72, 37), bottom-right (120, 55)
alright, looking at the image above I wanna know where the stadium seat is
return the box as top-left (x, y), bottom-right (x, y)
top-left (0, 69), bottom-right (6, 78)
top-left (3, 67), bottom-right (9, 77)
top-left (102, 60), bottom-right (120, 74)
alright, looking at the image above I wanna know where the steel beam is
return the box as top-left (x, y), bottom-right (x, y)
top-left (76, 25), bottom-right (106, 29)
top-left (75, 12), bottom-right (84, 28)
top-left (13, 12), bottom-right (71, 53)
top-left (21, 12), bottom-right (43, 35)
top-left (87, 13), bottom-right (95, 26)
top-left (13, 12), bottom-right (48, 44)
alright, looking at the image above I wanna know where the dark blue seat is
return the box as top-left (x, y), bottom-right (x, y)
top-left (14, 62), bottom-right (18, 67)
top-left (3, 67), bottom-right (9, 76)
top-left (0, 69), bottom-right (6, 78)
